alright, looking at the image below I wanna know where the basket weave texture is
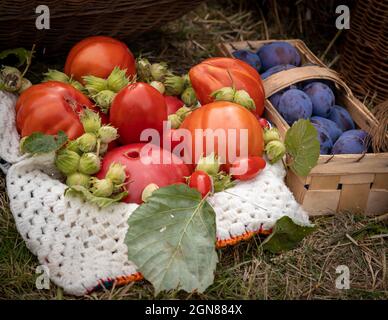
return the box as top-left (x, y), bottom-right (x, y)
top-left (0, 0), bottom-right (202, 54)
top-left (339, 0), bottom-right (388, 104)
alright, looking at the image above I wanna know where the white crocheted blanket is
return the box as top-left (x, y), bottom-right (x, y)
top-left (0, 90), bottom-right (310, 296)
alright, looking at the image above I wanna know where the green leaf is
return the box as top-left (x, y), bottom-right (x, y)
top-left (285, 119), bottom-right (320, 176)
top-left (65, 186), bottom-right (128, 208)
top-left (0, 48), bottom-right (32, 67)
top-left (213, 171), bottom-right (235, 193)
top-left (125, 184), bottom-right (218, 295)
top-left (262, 216), bottom-right (316, 253)
top-left (21, 131), bottom-right (68, 155)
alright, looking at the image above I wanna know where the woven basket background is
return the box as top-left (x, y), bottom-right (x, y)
top-left (0, 0), bottom-right (203, 55)
top-left (339, 0), bottom-right (388, 104)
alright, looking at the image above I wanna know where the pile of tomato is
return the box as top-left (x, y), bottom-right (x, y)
top-left (15, 36), bottom-right (270, 204)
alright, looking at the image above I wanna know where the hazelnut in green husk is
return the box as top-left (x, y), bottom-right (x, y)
top-left (66, 172), bottom-right (91, 188)
top-left (66, 140), bottom-right (83, 155)
top-left (106, 162), bottom-right (126, 185)
top-left (98, 125), bottom-right (118, 144)
top-left (181, 87), bottom-right (197, 106)
top-left (43, 69), bottom-right (69, 83)
top-left (68, 79), bottom-right (84, 92)
top-left (265, 140), bottom-right (286, 164)
top-left (176, 106), bottom-right (191, 120)
top-left (141, 183), bottom-right (159, 202)
top-left (150, 81), bottom-right (165, 94)
top-left (93, 90), bottom-right (116, 113)
top-left (18, 78), bottom-right (32, 93)
top-left (211, 87), bottom-right (235, 102)
top-left (196, 152), bottom-right (220, 176)
top-left (136, 58), bottom-right (152, 82)
top-left (80, 109), bottom-right (101, 134)
top-left (233, 90), bottom-right (255, 111)
top-left (90, 177), bottom-right (113, 197)
top-left (107, 67), bottom-right (129, 92)
top-left (263, 128), bottom-right (281, 145)
top-left (150, 63), bottom-right (168, 82)
top-left (78, 152), bottom-right (101, 175)
top-left (164, 75), bottom-right (185, 96)
top-left (55, 149), bottom-right (81, 175)
top-left (76, 133), bottom-right (97, 153)
top-left (168, 114), bottom-right (182, 129)
top-left (1, 66), bottom-right (22, 92)
top-left (83, 75), bottom-right (108, 95)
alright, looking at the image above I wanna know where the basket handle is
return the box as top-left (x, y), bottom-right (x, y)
top-left (262, 65), bottom-right (354, 99)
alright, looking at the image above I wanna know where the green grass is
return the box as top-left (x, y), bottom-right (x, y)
top-left (1, 0), bottom-right (387, 300)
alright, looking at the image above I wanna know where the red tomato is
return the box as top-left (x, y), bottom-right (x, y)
top-left (257, 117), bottom-right (270, 129)
top-left (64, 36), bottom-right (136, 84)
top-left (189, 57), bottom-right (265, 115)
top-left (228, 156), bottom-right (266, 181)
top-left (15, 81), bottom-right (99, 140)
top-left (188, 170), bottom-right (213, 198)
top-left (180, 101), bottom-right (264, 164)
top-left (164, 95), bottom-right (184, 115)
top-left (97, 143), bottom-right (192, 204)
top-left (110, 82), bottom-right (167, 144)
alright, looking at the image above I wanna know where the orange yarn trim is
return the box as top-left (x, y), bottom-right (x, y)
top-left (216, 227), bottom-right (272, 248)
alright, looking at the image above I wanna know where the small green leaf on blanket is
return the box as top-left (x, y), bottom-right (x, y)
top-left (285, 119), bottom-right (320, 177)
top-left (262, 216), bottom-right (316, 253)
top-left (0, 48), bottom-right (33, 67)
top-left (21, 131), bottom-right (68, 155)
top-left (125, 184), bottom-right (218, 295)
top-left (65, 185), bottom-right (128, 208)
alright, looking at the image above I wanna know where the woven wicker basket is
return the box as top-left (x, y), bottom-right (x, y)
top-left (0, 0), bottom-right (202, 55)
top-left (339, 0), bottom-right (388, 104)
top-left (218, 39), bottom-right (388, 216)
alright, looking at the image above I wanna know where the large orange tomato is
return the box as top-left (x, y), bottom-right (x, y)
top-left (64, 36), bottom-right (136, 84)
top-left (189, 57), bottom-right (265, 116)
top-left (180, 101), bottom-right (264, 164)
top-left (16, 81), bottom-right (99, 140)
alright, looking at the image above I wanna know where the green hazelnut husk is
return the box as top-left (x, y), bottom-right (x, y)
top-left (43, 69), bottom-right (69, 83)
top-left (66, 172), bottom-right (91, 188)
top-left (98, 125), bottom-right (118, 144)
top-left (55, 149), bottom-right (81, 175)
top-left (168, 114), bottom-right (182, 129)
top-left (1, 66), bottom-right (22, 92)
top-left (150, 81), bottom-right (165, 94)
top-left (263, 128), bottom-right (281, 145)
top-left (181, 87), bottom-right (197, 106)
top-left (80, 109), bottom-right (101, 134)
top-left (83, 75), bottom-right (108, 95)
top-left (93, 90), bottom-right (116, 113)
top-left (150, 63), bottom-right (168, 82)
top-left (265, 140), bottom-right (286, 164)
top-left (78, 152), bottom-right (101, 175)
top-left (106, 162), bottom-right (126, 185)
top-left (141, 183), bottom-right (159, 202)
top-left (164, 74), bottom-right (185, 96)
top-left (76, 133), bottom-right (97, 153)
top-left (90, 177), bottom-right (114, 197)
top-left (211, 87), bottom-right (235, 102)
top-left (107, 67), bottom-right (129, 92)
top-left (233, 89), bottom-right (256, 111)
top-left (196, 152), bottom-right (220, 176)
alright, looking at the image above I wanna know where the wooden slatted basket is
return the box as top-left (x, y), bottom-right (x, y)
top-left (217, 39), bottom-right (388, 216)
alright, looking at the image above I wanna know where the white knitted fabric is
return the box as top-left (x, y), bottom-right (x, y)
top-left (0, 91), bottom-right (310, 296)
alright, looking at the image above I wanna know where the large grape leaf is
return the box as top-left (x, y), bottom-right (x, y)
top-left (262, 216), bottom-right (316, 253)
top-left (285, 119), bottom-right (320, 176)
top-left (125, 184), bottom-right (218, 295)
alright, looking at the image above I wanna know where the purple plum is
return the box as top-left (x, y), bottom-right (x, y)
top-left (332, 130), bottom-right (369, 154)
top-left (312, 123), bottom-right (333, 155)
top-left (328, 105), bottom-right (355, 131)
top-left (260, 64), bottom-right (296, 80)
top-left (311, 116), bottom-right (343, 142)
top-left (278, 89), bottom-right (313, 125)
top-left (303, 82), bottom-right (335, 117)
top-left (257, 42), bottom-right (301, 71)
top-left (232, 49), bottom-right (261, 72)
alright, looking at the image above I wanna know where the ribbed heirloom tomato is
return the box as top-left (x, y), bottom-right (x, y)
top-left (64, 36), bottom-right (136, 84)
top-left (109, 82), bottom-right (167, 144)
top-left (189, 57), bottom-right (265, 115)
top-left (180, 101), bottom-right (264, 164)
top-left (15, 81), bottom-right (100, 139)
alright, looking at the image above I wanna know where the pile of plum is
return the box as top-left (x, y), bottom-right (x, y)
top-left (232, 42), bottom-right (369, 155)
